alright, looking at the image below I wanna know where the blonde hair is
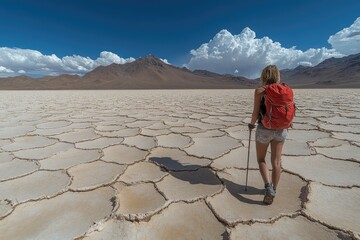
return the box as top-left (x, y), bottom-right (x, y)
top-left (261, 65), bottom-right (280, 86)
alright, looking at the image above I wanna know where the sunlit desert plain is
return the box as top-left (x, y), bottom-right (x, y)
top-left (0, 89), bottom-right (359, 239)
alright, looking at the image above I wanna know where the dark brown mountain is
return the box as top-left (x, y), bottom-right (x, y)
top-left (281, 53), bottom-right (360, 88)
top-left (83, 55), bottom-right (256, 89)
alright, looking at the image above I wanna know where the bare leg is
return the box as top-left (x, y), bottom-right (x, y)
top-left (256, 141), bottom-right (270, 184)
top-left (270, 141), bottom-right (285, 189)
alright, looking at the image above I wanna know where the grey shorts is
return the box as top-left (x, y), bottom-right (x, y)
top-left (255, 123), bottom-right (288, 144)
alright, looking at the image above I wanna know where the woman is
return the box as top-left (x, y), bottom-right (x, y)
top-left (248, 65), bottom-right (288, 205)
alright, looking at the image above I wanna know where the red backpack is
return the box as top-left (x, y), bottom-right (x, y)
top-left (261, 83), bottom-right (295, 130)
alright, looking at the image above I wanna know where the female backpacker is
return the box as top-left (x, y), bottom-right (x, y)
top-left (248, 65), bottom-right (295, 205)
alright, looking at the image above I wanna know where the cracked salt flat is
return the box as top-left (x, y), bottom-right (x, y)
top-left (2, 136), bottom-right (57, 151)
top-left (218, 116), bottom-right (245, 122)
top-left (189, 113), bottom-right (209, 119)
top-left (170, 126), bottom-right (203, 133)
top-left (0, 125), bottom-right (35, 139)
top-left (156, 133), bottom-right (192, 149)
top-left (318, 115), bottom-right (360, 125)
top-left (185, 121), bottom-right (224, 130)
top-left (156, 168), bottom-right (223, 201)
top-left (147, 147), bottom-right (211, 171)
top-left (230, 215), bottom-right (351, 239)
top-left (332, 132), bottom-right (360, 143)
top-left (0, 152), bottom-right (13, 163)
top-left (13, 142), bottom-right (73, 160)
top-left (309, 137), bottom-right (348, 148)
top-left (125, 120), bottom-right (157, 128)
top-left (31, 122), bottom-right (92, 136)
top-left (0, 187), bottom-right (115, 240)
top-left (0, 159), bottom-right (39, 181)
top-left (282, 155), bottom-right (360, 186)
top-left (122, 135), bottom-right (157, 150)
top-left (184, 135), bottom-right (240, 159)
top-left (95, 125), bottom-right (127, 132)
top-left (68, 161), bottom-right (126, 190)
top-left (0, 200), bottom-right (12, 218)
top-left (145, 122), bottom-right (171, 130)
top-left (75, 137), bottom-right (124, 149)
top-left (0, 170), bottom-right (70, 203)
top-left (39, 148), bottom-right (101, 170)
top-left (118, 161), bottom-right (167, 184)
top-left (291, 123), bottom-right (318, 130)
top-left (84, 201), bottom-right (226, 240)
top-left (97, 127), bottom-right (140, 137)
top-left (282, 139), bottom-right (315, 155)
top-left (0, 139), bottom-right (11, 147)
top-left (211, 146), bottom-right (266, 170)
top-left (305, 183), bottom-right (360, 235)
top-left (315, 144), bottom-right (360, 162)
top-left (286, 129), bottom-right (331, 142)
top-left (36, 120), bottom-right (71, 129)
top-left (102, 144), bottom-right (148, 164)
top-left (54, 128), bottom-right (100, 143)
top-left (164, 118), bottom-right (193, 127)
top-left (293, 116), bottom-right (319, 125)
top-left (140, 128), bottom-right (171, 136)
top-left (185, 129), bottom-right (225, 138)
top-left (319, 123), bottom-right (360, 133)
top-left (114, 182), bottom-right (167, 220)
top-left (207, 168), bottom-right (305, 224)
top-left (0, 89), bottom-right (359, 239)
top-left (226, 129), bottom-right (252, 140)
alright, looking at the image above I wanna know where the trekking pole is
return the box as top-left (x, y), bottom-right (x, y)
top-left (245, 129), bottom-right (252, 191)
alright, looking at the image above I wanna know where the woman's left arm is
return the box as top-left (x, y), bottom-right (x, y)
top-left (250, 88), bottom-right (264, 126)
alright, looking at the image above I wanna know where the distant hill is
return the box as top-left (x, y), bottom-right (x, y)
top-left (0, 54), bottom-right (359, 89)
top-left (281, 53), bottom-right (360, 88)
top-left (83, 55), bottom-right (255, 89)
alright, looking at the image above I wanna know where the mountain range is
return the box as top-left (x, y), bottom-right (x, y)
top-left (281, 53), bottom-right (360, 88)
top-left (0, 54), bottom-right (359, 89)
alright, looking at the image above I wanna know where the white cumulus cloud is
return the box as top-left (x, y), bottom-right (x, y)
top-left (186, 27), bottom-right (344, 79)
top-left (328, 17), bottom-right (360, 55)
top-left (0, 48), bottom-right (134, 77)
top-left (95, 51), bottom-right (134, 65)
top-left (0, 66), bottom-right (14, 73)
top-left (160, 58), bottom-right (170, 64)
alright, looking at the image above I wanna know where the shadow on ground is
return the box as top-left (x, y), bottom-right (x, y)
top-left (149, 156), bottom-right (264, 205)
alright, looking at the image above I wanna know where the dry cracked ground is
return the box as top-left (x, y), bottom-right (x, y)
top-left (0, 89), bottom-right (359, 240)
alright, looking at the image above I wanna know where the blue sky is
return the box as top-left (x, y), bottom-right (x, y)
top-left (0, 0), bottom-right (359, 78)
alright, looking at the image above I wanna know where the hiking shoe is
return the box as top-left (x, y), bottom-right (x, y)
top-left (263, 183), bottom-right (276, 205)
